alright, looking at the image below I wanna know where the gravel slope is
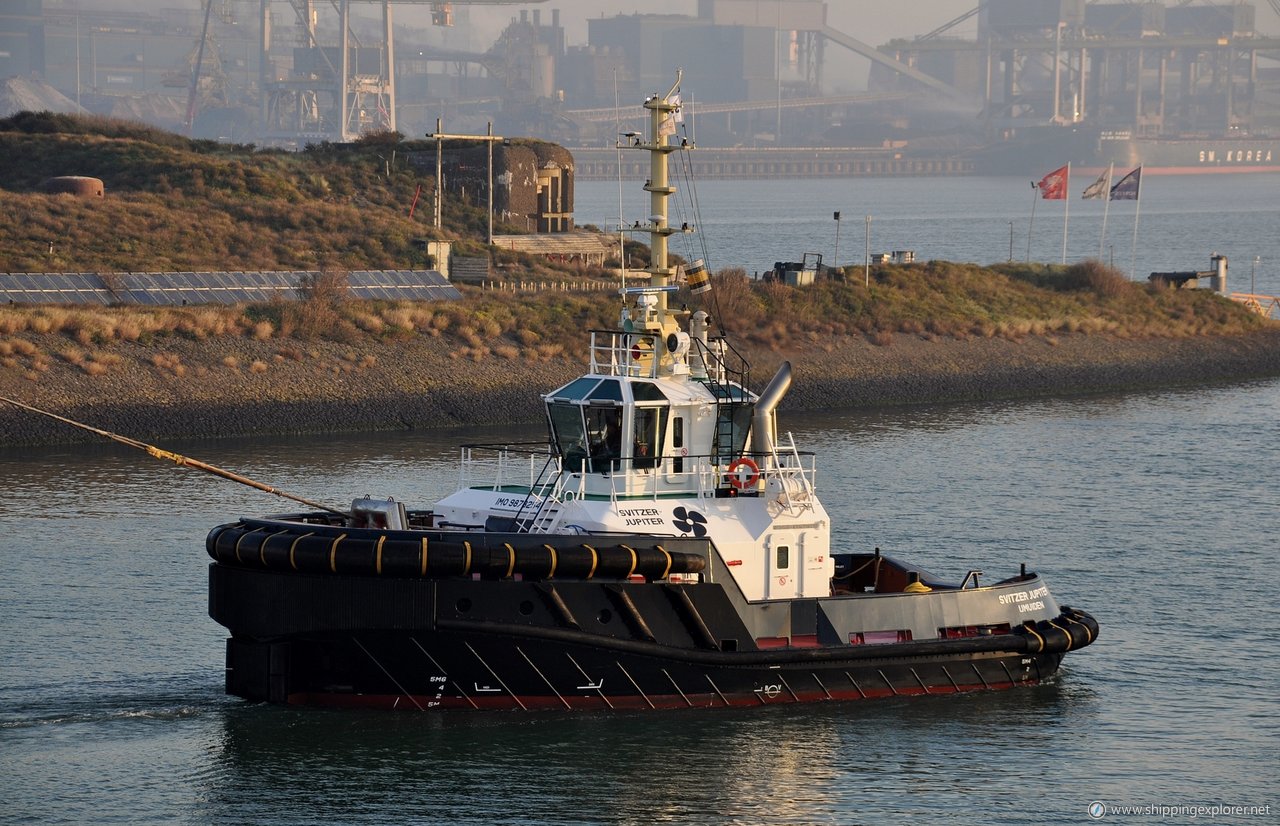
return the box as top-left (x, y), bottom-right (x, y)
top-left (2, 329), bottom-right (1278, 447)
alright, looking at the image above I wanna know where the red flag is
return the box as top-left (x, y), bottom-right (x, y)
top-left (1037, 165), bottom-right (1069, 200)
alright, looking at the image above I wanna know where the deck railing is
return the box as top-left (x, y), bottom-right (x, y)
top-left (588, 330), bottom-right (659, 379)
top-left (458, 437), bottom-right (818, 515)
top-left (586, 329), bottom-right (747, 387)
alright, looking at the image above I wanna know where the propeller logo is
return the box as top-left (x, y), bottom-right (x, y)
top-left (672, 507), bottom-right (707, 537)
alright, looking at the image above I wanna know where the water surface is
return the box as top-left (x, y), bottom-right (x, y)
top-left (3, 379), bottom-right (1277, 824)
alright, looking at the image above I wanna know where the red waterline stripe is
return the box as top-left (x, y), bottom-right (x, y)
top-left (285, 678), bottom-right (1035, 712)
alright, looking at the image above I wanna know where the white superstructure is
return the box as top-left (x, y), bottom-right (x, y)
top-left (433, 72), bottom-right (833, 602)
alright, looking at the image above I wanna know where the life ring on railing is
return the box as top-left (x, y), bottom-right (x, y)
top-left (727, 457), bottom-right (760, 489)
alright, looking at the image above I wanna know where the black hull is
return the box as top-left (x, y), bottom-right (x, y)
top-left (229, 630), bottom-right (1065, 711)
top-left (211, 563), bottom-right (1091, 711)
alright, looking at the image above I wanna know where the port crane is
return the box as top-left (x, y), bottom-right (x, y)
top-left (180, 0), bottom-right (543, 142)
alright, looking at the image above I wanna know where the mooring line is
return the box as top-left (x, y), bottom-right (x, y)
top-left (0, 395), bottom-right (347, 516)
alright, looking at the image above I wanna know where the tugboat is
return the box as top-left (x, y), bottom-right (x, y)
top-left (207, 74), bottom-right (1098, 710)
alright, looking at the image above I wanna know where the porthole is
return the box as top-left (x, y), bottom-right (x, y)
top-left (598, 608), bottom-right (613, 624)
top-left (518, 600), bottom-right (534, 616)
top-left (456, 597), bottom-right (472, 613)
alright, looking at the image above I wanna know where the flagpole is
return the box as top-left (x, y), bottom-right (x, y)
top-left (614, 68), bottom-right (626, 296)
top-left (1027, 180), bottom-right (1037, 262)
top-left (1099, 162), bottom-right (1113, 260)
top-left (1061, 162), bottom-right (1070, 265)
top-left (1129, 165), bottom-right (1143, 280)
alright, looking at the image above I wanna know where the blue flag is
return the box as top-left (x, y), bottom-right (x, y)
top-left (1110, 166), bottom-right (1141, 200)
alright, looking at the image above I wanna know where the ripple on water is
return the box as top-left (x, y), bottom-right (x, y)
top-left (2, 380), bottom-right (1278, 824)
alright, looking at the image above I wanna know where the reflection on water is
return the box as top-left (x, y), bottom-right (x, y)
top-left (2, 379), bottom-right (1278, 824)
top-left (202, 683), bottom-right (1084, 826)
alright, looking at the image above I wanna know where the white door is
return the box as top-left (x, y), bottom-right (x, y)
top-left (764, 533), bottom-right (799, 600)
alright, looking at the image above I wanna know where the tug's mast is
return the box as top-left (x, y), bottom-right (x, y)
top-left (624, 72), bottom-right (686, 344)
top-left (643, 73), bottom-right (683, 308)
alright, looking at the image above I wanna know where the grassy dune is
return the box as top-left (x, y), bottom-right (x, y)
top-left (0, 112), bottom-right (568, 273)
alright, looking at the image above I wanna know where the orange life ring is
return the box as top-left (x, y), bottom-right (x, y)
top-left (727, 457), bottom-right (760, 489)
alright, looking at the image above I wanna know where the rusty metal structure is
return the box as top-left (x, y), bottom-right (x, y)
top-left (874, 1), bottom-right (1280, 140)
top-left (258, 0), bottom-right (544, 143)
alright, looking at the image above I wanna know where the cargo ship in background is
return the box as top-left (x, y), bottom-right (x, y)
top-left (968, 124), bottom-right (1280, 176)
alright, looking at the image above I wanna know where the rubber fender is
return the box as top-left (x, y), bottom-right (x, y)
top-left (208, 522), bottom-right (257, 565)
top-left (205, 523), bottom-right (237, 562)
top-left (1016, 621), bottom-right (1046, 653)
top-left (206, 520), bottom-right (707, 581)
top-left (1061, 616), bottom-right (1091, 649)
top-left (1060, 606), bottom-right (1100, 648)
top-left (1036, 619), bottom-right (1073, 653)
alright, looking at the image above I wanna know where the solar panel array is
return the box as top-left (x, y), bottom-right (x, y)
top-left (0, 271), bottom-right (462, 306)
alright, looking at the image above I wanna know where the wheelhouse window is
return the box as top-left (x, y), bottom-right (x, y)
top-left (585, 405), bottom-right (622, 472)
top-left (632, 406), bottom-right (668, 470)
top-left (551, 377), bottom-right (600, 401)
top-left (587, 379), bottom-right (623, 402)
top-left (548, 402), bottom-right (588, 472)
top-left (673, 416), bottom-right (684, 473)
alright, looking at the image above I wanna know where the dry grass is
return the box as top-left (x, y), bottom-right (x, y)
top-left (0, 260), bottom-right (1270, 374)
top-left (150, 352), bottom-right (186, 377)
top-left (353, 312), bottom-right (385, 334)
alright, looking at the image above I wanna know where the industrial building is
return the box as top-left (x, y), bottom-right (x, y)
top-left (1, 1), bottom-right (1278, 173)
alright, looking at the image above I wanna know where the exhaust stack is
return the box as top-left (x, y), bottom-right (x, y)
top-left (751, 361), bottom-right (792, 458)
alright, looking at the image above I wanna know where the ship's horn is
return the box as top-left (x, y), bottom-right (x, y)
top-left (751, 361), bottom-right (792, 458)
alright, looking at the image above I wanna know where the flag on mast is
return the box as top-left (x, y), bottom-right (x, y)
top-left (1037, 165), bottom-right (1069, 199)
top-left (1082, 164), bottom-right (1112, 199)
top-left (1110, 166), bottom-right (1145, 278)
top-left (1085, 163), bottom-right (1116, 259)
top-left (1110, 166), bottom-right (1142, 200)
